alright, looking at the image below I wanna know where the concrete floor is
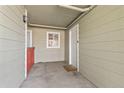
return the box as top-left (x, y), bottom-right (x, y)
top-left (20, 62), bottom-right (95, 88)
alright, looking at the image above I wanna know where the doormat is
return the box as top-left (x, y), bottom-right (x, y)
top-left (63, 65), bottom-right (77, 72)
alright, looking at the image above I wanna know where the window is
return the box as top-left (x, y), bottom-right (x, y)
top-left (47, 32), bottom-right (60, 48)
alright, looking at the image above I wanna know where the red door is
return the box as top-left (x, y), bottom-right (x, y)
top-left (27, 47), bottom-right (34, 75)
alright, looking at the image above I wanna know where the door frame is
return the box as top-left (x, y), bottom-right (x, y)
top-left (27, 30), bottom-right (33, 47)
top-left (69, 24), bottom-right (79, 72)
top-left (25, 9), bottom-right (28, 78)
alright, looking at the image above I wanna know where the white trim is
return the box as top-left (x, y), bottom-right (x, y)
top-left (27, 30), bottom-right (33, 47)
top-left (59, 5), bottom-right (91, 12)
top-left (46, 32), bottom-right (60, 48)
top-left (69, 29), bottom-right (72, 65)
top-left (29, 23), bottom-right (67, 30)
top-left (25, 9), bottom-right (27, 78)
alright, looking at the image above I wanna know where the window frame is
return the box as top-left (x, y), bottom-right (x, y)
top-left (46, 32), bottom-right (60, 48)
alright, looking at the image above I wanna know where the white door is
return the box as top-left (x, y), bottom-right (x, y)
top-left (69, 24), bottom-right (79, 71)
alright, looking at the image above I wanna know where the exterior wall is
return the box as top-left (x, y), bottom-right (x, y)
top-left (65, 29), bottom-right (69, 64)
top-left (29, 27), bottom-right (65, 63)
top-left (79, 5), bottom-right (124, 87)
top-left (0, 6), bottom-right (25, 87)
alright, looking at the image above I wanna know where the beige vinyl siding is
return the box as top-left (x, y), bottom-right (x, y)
top-left (65, 29), bottom-right (69, 64)
top-left (79, 5), bottom-right (124, 87)
top-left (0, 5), bottom-right (25, 87)
top-left (29, 27), bottom-right (65, 63)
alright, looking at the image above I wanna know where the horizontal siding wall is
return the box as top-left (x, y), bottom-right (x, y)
top-left (29, 27), bottom-right (65, 63)
top-left (79, 5), bottom-right (124, 87)
top-left (0, 5), bottom-right (25, 87)
top-left (65, 29), bottom-right (69, 64)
